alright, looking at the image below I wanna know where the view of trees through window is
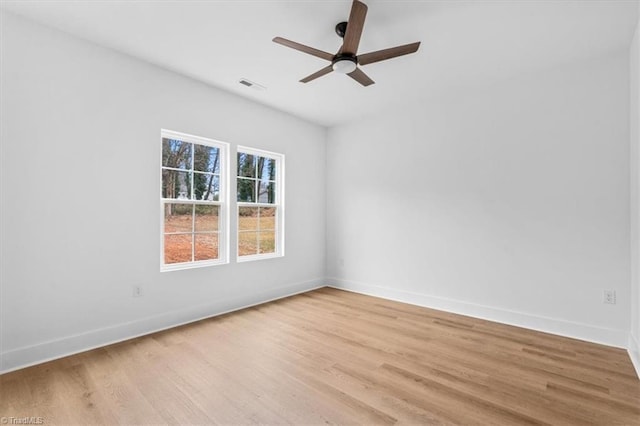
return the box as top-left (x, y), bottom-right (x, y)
top-left (162, 137), bottom-right (222, 265)
top-left (237, 151), bottom-right (279, 257)
top-left (237, 153), bottom-right (276, 203)
top-left (161, 133), bottom-right (281, 268)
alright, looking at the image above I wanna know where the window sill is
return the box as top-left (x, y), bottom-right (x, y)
top-left (236, 252), bottom-right (284, 263)
top-left (161, 258), bottom-right (229, 272)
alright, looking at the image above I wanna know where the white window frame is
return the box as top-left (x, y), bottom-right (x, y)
top-left (236, 146), bottom-right (285, 262)
top-left (160, 129), bottom-right (229, 271)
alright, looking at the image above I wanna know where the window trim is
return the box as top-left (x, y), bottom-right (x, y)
top-left (160, 129), bottom-right (230, 272)
top-left (236, 146), bottom-right (285, 262)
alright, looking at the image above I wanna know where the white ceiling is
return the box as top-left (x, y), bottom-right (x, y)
top-left (2, 0), bottom-right (638, 127)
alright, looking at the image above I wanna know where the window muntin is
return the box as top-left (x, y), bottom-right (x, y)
top-left (237, 148), bottom-right (283, 261)
top-left (161, 130), bottom-right (228, 270)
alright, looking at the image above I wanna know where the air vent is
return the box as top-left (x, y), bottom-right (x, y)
top-left (238, 78), bottom-right (266, 91)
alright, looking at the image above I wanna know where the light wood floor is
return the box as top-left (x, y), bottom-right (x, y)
top-left (1, 288), bottom-right (639, 425)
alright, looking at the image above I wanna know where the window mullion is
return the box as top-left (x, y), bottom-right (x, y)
top-left (191, 144), bottom-right (195, 263)
top-left (237, 202), bottom-right (276, 208)
top-left (162, 199), bottom-right (223, 206)
top-left (191, 143), bottom-right (195, 200)
top-left (191, 204), bottom-right (195, 262)
top-left (257, 206), bottom-right (261, 254)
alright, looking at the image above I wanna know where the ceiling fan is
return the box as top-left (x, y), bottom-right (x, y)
top-left (273, 0), bottom-right (421, 87)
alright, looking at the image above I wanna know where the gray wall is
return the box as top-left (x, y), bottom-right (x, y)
top-left (629, 17), bottom-right (640, 373)
top-left (0, 12), bottom-right (326, 372)
top-left (327, 52), bottom-right (631, 347)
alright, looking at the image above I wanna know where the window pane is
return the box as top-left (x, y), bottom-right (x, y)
top-left (258, 157), bottom-right (276, 181)
top-left (258, 181), bottom-right (275, 203)
top-left (194, 144), bottom-right (220, 173)
top-left (234, 150), bottom-right (282, 260)
top-left (195, 233), bottom-right (218, 261)
top-left (259, 207), bottom-right (276, 230)
top-left (239, 207), bottom-right (258, 231)
top-left (194, 173), bottom-right (219, 201)
top-left (195, 205), bottom-right (219, 232)
top-left (164, 234), bottom-right (193, 264)
top-left (237, 178), bottom-right (256, 202)
top-left (259, 231), bottom-right (276, 254)
top-left (164, 203), bottom-right (193, 233)
top-left (238, 232), bottom-right (258, 256)
top-left (162, 169), bottom-right (192, 199)
top-left (237, 153), bottom-right (256, 177)
top-left (162, 138), bottom-right (192, 170)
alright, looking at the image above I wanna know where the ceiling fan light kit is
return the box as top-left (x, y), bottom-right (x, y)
top-left (332, 56), bottom-right (357, 74)
top-left (273, 0), bottom-right (421, 87)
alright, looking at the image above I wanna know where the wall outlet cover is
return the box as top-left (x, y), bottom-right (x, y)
top-left (603, 290), bottom-right (616, 304)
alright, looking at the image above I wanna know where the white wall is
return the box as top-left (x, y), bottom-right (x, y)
top-left (0, 12), bottom-right (326, 372)
top-left (327, 52), bottom-right (631, 347)
top-left (630, 17), bottom-right (640, 375)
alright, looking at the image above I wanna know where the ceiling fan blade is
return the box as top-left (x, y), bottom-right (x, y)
top-left (300, 65), bottom-right (334, 83)
top-left (342, 0), bottom-right (368, 55)
top-left (347, 67), bottom-right (374, 87)
top-left (358, 42), bottom-right (421, 66)
top-left (273, 37), bottom-right (334, 62)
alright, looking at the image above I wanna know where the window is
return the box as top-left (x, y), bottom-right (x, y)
top-left (161, 129), bottom-right (228, 271)
top-left (237, 147), bottom-right (284, 261)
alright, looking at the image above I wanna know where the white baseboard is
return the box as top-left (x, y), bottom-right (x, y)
top-left (629, 333), bottom-right (640, 379)
top-left (0, 278), bottom-right (325, 374)
top-left (327, 278), bottom-right (628, 349)
top-left (2, 277), bottom-right (633, 375)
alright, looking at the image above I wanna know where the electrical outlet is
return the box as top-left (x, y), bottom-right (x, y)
top-left (132, 285), bottom-right (143, 298)
top-left (603, 290), bottom-right (616, 304)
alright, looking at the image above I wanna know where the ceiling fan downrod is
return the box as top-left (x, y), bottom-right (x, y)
top-left (335, 21), bottom-right (348, 38)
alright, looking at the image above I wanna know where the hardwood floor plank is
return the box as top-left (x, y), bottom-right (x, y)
top-left (107, 337), bottom-right (215, 425)
top-left (184, 311), bottom-right (370, 425)
top-left (78, 349), bottom-right (166, 425)
top-left (254, 295), bottom-right (602, 425)
top-left (1, 288), bottom-right (638, 425)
